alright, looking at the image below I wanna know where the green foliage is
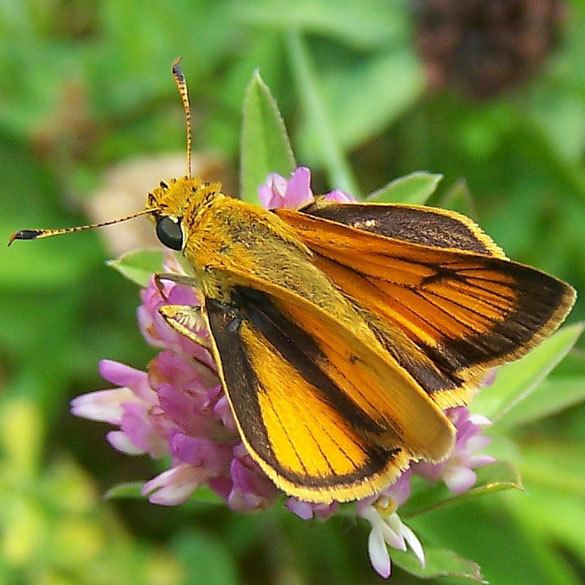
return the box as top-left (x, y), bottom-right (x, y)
top-left (392, 546), bottom-right (483, 582)
top-left (108, 248), bottom-right (164, 287)
top-left (240, 70), bottom-right (295, 203)
top-left (1, 1), bottom-right (585, 584)
top-left (368, 171), bottom-right (444, 204)
top-left (299, 48), bottom-right (424, 157)
top-left (232, 0), bottom-right (409, 50)
top-left (401, 463), bottom-right (523, 519)
top-left (172, 531), bottom-right (239, 585)
top-left (287, 31), bottom-right (359, 195)
top-left (472, 323), bottom-right (585, 424)
top-left (498, 376), bottom-right (585, 430)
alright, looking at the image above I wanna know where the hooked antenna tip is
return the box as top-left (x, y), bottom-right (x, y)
top-left (7, 229), bottom-right (42, 247)
top-left (172, 57), bottom-right (184, 80)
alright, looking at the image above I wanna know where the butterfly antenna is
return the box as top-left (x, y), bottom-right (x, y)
top-left (172, 58), bottom-right (193, 179)
top-left (8, 208), bottom-right (155, 246)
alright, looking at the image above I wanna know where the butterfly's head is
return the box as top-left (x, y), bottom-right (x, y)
top-left (145, 175), bottom-right (221, 251)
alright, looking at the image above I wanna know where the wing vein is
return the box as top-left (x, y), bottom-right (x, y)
top-left (261, 381), bottom-right (309, 476)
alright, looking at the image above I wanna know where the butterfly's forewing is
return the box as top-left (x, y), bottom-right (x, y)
top-left (276, 203), bottom-right (576, 409)
top-left (199, 285), bottom-right (453, 503)
top-left (301, 200), bottom-right (506, 257)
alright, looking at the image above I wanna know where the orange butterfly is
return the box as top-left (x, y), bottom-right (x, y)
top-left (10, 61), bottom-right (575, 503)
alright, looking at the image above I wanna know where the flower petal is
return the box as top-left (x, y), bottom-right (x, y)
top-left (384, 514), bottom-right (407, 551)
top-left (100, 359), bottom-right (157, 404)
top-left (258, 173), bottom-right (287, 208)
top-left (412, 460), bottom-right (445, 482)
top-left (324, 189), bottom-right (354, 203)
top-left (384, 469), bottom-right (412, 507)
top-left (469, 454), bottom-right (497, 468)
top-left (285, 498), bottom-right (338, 521)
top-left (226, 446), bottom-right (278, 511)
top-left (99, 360), bottom-right (146, 388)
top-left (401, 522), bottom-right (426, 568)
top-left (70, 388), bottom-right (136, 424)
top-left (171, 433), bottom-right (231, 472)
top-left (150, 351), bottom-right (211, 394)
top-left (444, 465), bottom-right (477, 494)
top-left (466, 434), bottom-right (492, 453)
top-left (120, 402), bottom-right (168, 458)
top-left (137, 305), bottom-right (165, 349)
top-left (313, 502), bottom-right (339, 520)
top-left (106, 430), bottom-right (145, 454)
top-left (286, 498), bottom-right (315, 520)
top-left (469, 413), bottom-right (492, 427)
top-left (368, 526), bottom-right (392, 579)
top-left (142, 464), bottom-right (204, 505)
top-left (359, 505), bottom-right (403, 550)
top-left (380, 522), bottom-right (405, 551)
top-left (157, 383), bottom-right (220, 438)
top-left (284, 167), bottom-right (314, 208)
top-left (212, 395), bottom-right (236, 432)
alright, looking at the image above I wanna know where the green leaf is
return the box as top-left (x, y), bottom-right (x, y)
top-left (437, 179), bottom-right (478, 217)
top-left (240, 70), bottom-right (295, 204)
top-left (518, 442), bottom-right (585, 497)
top-left (510, 483), bottom-right (585, 567)
top-left (173, 530), bottom-right (238, 585)
top-left (287, 31), bottom-right (360, 196)
top-left (411, 497), bottom-right (583, 585)
top-left (497, 376), bottom-right (585, 430)
top-left (300, 48), bottom-right (424, 154)
top-left (472, 323), bottom-right (585, 424)
top-left (367, 171), bottom-right (443, 204)
top-left (231, 0), bottom-right (409, 50)
top-left (107, 248), bottom-right (164, 287)
top-left (401, 462), bottom-right (522, 519)
top-left (104, 481), bottom-right (145, 500)
top-left (392, 545), bottom-right (483, 582)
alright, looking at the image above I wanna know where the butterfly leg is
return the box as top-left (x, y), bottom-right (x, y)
top-left (153, 271), bottom-right (202, 299)
top-left (158, 304), bottom-right (212, 349)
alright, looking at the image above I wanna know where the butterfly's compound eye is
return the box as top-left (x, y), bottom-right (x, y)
top-left (156, 216), bottom-right (184, 250)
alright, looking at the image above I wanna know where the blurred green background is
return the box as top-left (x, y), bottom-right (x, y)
top-left (1, 1), bottom-right (585, 584)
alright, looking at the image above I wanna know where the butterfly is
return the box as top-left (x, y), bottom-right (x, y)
top-left (10, 60), bottom-right (575, 503)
